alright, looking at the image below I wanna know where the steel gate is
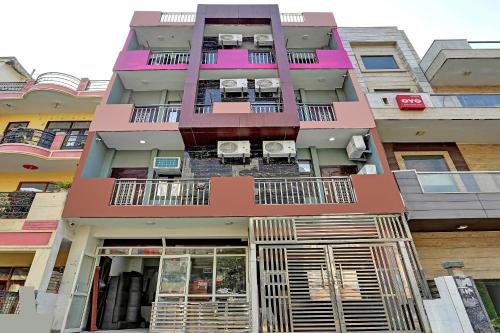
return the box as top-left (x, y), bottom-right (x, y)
top-left (258, 244), bottom-right (422, 333)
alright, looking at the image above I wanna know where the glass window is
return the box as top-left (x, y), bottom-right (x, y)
top-left (362, 55), bottom-right (399, 70)
top-left (457, 94), bottom-right (500, 107)
top-left (298, 160), bottom-right (313, 176)
top-left (189, 257), bottom-right (213, 295)
top-left (160, 257), bottom-right (189, 294)
top-left (402, 155), bottom-right (450, 172)
top-left (216, 256), bottom-right (246, 295)
top-left (18, 182), bottom-right (52, 192)
top-left (4, 122), bottom-right (29, 134)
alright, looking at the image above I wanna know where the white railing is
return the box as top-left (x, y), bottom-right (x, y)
top-left (35, 72), bottom-right (81, 90)
top-left (131, 105), bottom-right (181, 123)
top-left (287, 50), bottom-right (318, 64)
top-left (255, 177), bottom-right (356, 205)
top-left (195, 104), bottom-right (212, 114)
top-left (416, 171), bottom-right (500, 193)
top-left (85, 80), bottom-right (109, 91)
top-left (280, 13), bottom-right (305, 23)
top-left (298, 103), bottom-right (335, 121)
top-left (251, 103), bottom-right (282, 113)
top-left (150, 301), bottom-right (250, 333)
top-left (148, 51), bottom-right (190, 65)
top-left (160, 12), bottom-right (196, 23)
top-left (0, 82), bottom-right (25, 92)
top-left (248, 51), bottom-right (275, 64)
top-left (111, 179), bottom-right (210, 206)
top-left (202, 51), bottom-right (217, 64)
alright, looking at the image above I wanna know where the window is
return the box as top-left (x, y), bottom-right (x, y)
top-left (298, 160), bottom-right (313, 176)
top-left (361, 55), bottom-right (399, 70)
top-left (395, 151), bottom-right (456, 172)
top-left (0, 267), bottom-right (29, 292)
top-left (17, 182), bottom-right (58, 192)
top-left (4, 122), bottom-right (29, 134)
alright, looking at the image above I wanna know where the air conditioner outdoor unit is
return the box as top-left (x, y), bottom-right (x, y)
top-left (153, 157), bottom-right (182, 175)
top-left (218, 33), bottom-right (243, 46)
top-left (254, 34), bottom-right (273, 46)
top-left (220, 79), bottom-right (248, 93)
top-left (346, 135), bottom-right (367, 160)
top-left (255, 78), bottom-right (280, 93)
top-left (358, 164), bottom-right (377, 175)
top-left (263, 141), bottom-right (296, 161)
top-left (217, 141), bottom-right (251, 159)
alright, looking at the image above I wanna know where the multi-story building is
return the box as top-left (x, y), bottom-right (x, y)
top-left (0, 58), bottom-right (107, 328)
top-left (340, 27), bottom-right (500, 329)
top-left (54, 5), bottom-right (434, 333)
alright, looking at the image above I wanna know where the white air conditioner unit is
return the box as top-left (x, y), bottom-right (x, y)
top-left (254, 34), bottom-right (273, 46)
top-left (255, 78), bottom-right (280, 93)
top-left (218, 33), bottom-right (243, 46)
top-left (346, 135), bottom-right (367, 160)
top-left (217, 141), bottom-right (251, 159)
top-left (220, 79), bottom-right (248, 93)
top-left (358, 164), bottom-right (377, 175)
top-left (263, 141), bottom-right (296, 161)
top-left (153, 157), bottom-right (182, 175)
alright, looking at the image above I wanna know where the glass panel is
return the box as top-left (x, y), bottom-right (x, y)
top-left (0, 268), bottom-right (11, 280)
top-left (158, 296), bottom-right (184, 302)
top-left (130, 248), bottom-right (162, 256)
top-left (75, 255), bottom-right (94, 293)
top-left (298, 160), bottom-right (312, 176)
top-left (65, 295), bottom-right (87, 329)
top-left (216, 256), bottom-right (246, 295)
top-left (71, 121), bottom-right (91, 129)
top-left (18, 183), bottom-right (47, 192)
top-left (10, 268), bottom-right (28, 280)
top-left (189, 257), bottom-right (213, 295)
top-left (188, 248), bottom-right (214, 255)
top-left (403, 155), bottom-right (450, 172)
top-left (98, 248), bottom-right (129, 255)
top-left (216, 248), bottom-right (246, 255)
top-left (418, 174), bottom-right (459, 192)
top-left (160, 257), bottom-right (188, 294)
top-left (46, 183), bottom-right (59, 192)
top-left (46, 122), bottom-right (72, 130)
top-left (457, 94), bottom-right (500, 107)
top-left (362, 55), bottom-right (399, 70)
top-left (164, 248), bottom-right (189, 255)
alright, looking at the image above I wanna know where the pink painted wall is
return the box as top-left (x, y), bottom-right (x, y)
top-left (0, 144), bottom-right (82, 158)
top-left (22, 220), bottom-right (58, 231)
top-left (201, 49), bottom-right (277, 70)
top-left (113, 50), bottom-right (189, 71)
top-left (0, 232), bottom-right (52, 246)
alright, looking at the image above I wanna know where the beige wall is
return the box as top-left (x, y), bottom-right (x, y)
top-left (458, 144), bottom-right (500, 171)
top-left (0, 252), bottom-right (35, 267)
top-left (413, 231), bottom-right (500, 279)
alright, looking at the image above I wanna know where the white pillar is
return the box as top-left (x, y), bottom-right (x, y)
top-left (249, 243), bottom-right (259, 333)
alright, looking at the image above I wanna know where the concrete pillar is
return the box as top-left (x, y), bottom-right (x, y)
top-left (100, 148), bottom-right (116, 178)
top-left (310, 147), bottom-right (321, 177)
top-left (249, 243), bottom-right (259, 333)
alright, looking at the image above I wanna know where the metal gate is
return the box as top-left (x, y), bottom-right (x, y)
top-left (258, 244), bottom-right (422, 333)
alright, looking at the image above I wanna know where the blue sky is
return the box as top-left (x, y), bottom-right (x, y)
top-left (0, 0), bottom-right (498, 79)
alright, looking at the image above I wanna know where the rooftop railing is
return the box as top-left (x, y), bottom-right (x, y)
top-left (131, 105), bottom-right (181, 123)
top-left (416, 171), bottom-right (500, 193)
top-left (280, 13), bottom-right (305, 23)
top-left (0, 128), bottom-right (55, 149)
top-left (298, 103), bottom-right (335, 121)
top-left (85, 80), bottom-right (109, 91)
top-left (160, 12), bottom-right (196, 23)
top-left (34, 72), bottom-right (80, 90)
top-left (0, 82), bottom-right (26, 92)
top-left (148, 51), bottom-right (190, 65)
top-left (0, 192), bottom-right (36, 219)
top-left (287, 50), bottom-right (318, 64)
top-left (255, 177), bottom-right (356, 205)
top-left (111, 178), bottom-right (210, 206)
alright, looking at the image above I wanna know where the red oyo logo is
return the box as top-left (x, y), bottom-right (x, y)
top-left (396, 95), bottom-right (426, 111)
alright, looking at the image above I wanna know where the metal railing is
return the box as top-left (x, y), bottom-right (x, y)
top-left (160, 12), bottom-right (196, 23)
top-left (85, 80), bottom-right (108, 91)
top-left (195, 104), bottom-right (212, 114)
top-left (0, 82), bottom-right (25, 92)
top-left (248, 51), bottom-right (275, 64)
top-left (0, 291), bottom-right (20, 314)
top-left (251, 103), bottom-right (282, 113)
top-left (280, 13), bottom-right (305, 23)
top-left (287, 50), bottom-right (318, 64)
top-left (255, 177), bottom-right (356, 205)
top-left (416, 171), bottom-right (500, 193)
top-left (148, 51), bottom-right (190, 65)
top-left (298, 103), bottom-right (336, 121)
top-left (131, 105), bottom-right (181, 123)
top-left (61, 134), bottom-right (87, 150)
top-left (0, 128), bottom-right (55, 149)
top-left (35, 72), bottom-right (81, 90)
top-left (111, 179), bottom-right (210, 206)
top-left (0, 192), bottom-right (36, 219)
top-left (150, 301), bottom-right (250, 333)
top-left (202, 51), bottom-right (217, 64)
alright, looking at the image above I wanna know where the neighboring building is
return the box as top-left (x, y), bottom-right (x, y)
top-left (56, 5), bottom-right (432, 333)
top-left (0, 62), bottom-right (108, 323)
top-left (341, 27), bottom-right (500, 327)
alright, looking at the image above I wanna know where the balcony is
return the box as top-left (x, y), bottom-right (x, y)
top-left (0, 128), bottom-right (55, 149)
top-left (0, 82), bottom-right (25, 92)
top-left (297, 103), bottom-right (335, 121)
top-left (394, 170), bottom-right (500, 229)
top-left (0, 192), bottom-right (36, 219)
top-left (420, 39), bottom-right (500, 86)
top-left (131, 104), bottom-right (181, 123)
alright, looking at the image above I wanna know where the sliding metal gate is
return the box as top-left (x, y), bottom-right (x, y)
top-left (252, 215), bottom-right (429, 333)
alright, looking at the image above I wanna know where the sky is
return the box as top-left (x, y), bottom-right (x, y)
top-left (1, 0), bottom-right (499, 79)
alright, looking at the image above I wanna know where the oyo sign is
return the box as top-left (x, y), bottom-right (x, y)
top-left (396, 95), bottom-right (426, 111)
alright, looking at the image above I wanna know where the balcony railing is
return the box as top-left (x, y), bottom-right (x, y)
top-left (0, 128), bottom-right (55, 149)
top-left (131, 105), bottom-right (181, 123)
top-left (287, 50), bottom-right (318, 64)
top-left (61, 134), bottom-right (87, 150)
top-left (248, 51), bottom-right (275, 64)
top-left (35, 72), bottom-right (81, 90)
top-left (150, 301), bottom-right (250, 332)
top-left (0, 291), bottom-right (20, 314)
top-left (298, 103), bottom-right (335, 121)
top-left (0, 192), bottom-right (36, 219)
top-left (111, 179), bottom-right (210, 206)
top-left (85, 80), bottom-right (109, 91)
top-left (251, 103), bottom-right (282, 113)
top-left (148, 51), bottom-right (190, 65)
top-left (280, 13), bottom-right (305, 23)
top-left (195, 104), bottom-right (213, 114)
top-left (160, 12), bottom-right (196, 23)
top-left (255, 177), bottom-right (356, 205)
top-left (0, 82), bottom-right (25, 92)
top-left (202, 51), bottom-right (217, 64)
top-left (416, 171), bottom-right (500, 193)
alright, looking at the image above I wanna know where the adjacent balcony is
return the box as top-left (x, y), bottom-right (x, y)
top-left (394, 170), bottom-right (500, 227)
top-left (0, 192), bottom-right (36, 219)
top-left (297, 103), bottom-right (336, 121)
top-left (130, 104), bottom-right (181, 123)
top-left (0, 128), bottom-right (55, 149)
